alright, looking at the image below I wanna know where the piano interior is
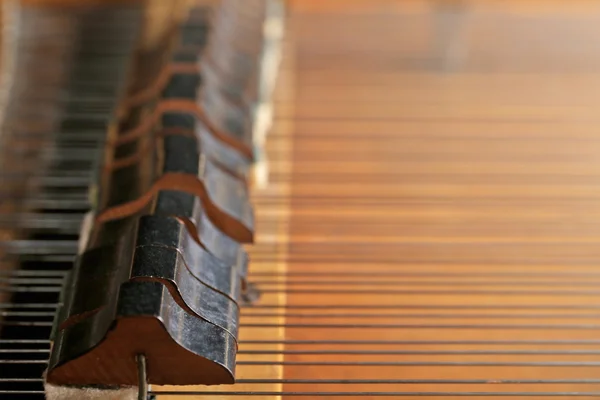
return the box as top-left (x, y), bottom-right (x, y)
top-left (3, 0), bottom-right (600, 399)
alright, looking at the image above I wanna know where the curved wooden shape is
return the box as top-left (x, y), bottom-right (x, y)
top-left (58, 214), bottom-right (243, 333)
top-left (134, 215), bottom-right (242, 305)
top-left (106, 126), bottom-right (250, 180)
top-left (90, 188), bottom-right (250, 282)
top-left (162, 71), bottom-right (254, 152)
top-left (200, 81), bottom-right (253, 148)
top-left (131, 245), bottom-right (240, 339)
top-left (176, 194), bottom-right (250, 282)
top-left (124, 63), bottom-right (200, 110)
top-left (111, 99), bottom-right (253, 159)
top-left (98, 134), bottom-right (254, 243)
top-left (59, 245), bottom-right (240, 341)
top-left (96, 174), bottom-right (253, 242)
top-left (163, 112), bottom-right (251, 178)
top-left (47, 281), bottom-right (236, 386)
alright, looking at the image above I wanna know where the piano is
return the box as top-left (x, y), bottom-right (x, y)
top-left (3, 0), bottom-right (600, 399)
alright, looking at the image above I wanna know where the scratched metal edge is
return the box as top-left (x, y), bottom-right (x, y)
top-left (153, 1), bottom-right (291, 399)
